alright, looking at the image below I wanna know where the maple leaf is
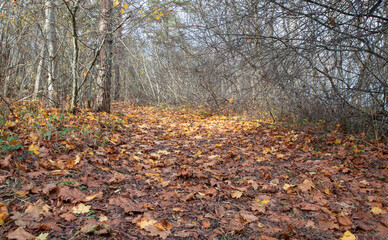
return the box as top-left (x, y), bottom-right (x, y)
top-left (28, 144), bottom-right (40, 154)
top-left (24, 199), bottom-right (51, 220)
top-left (298, 179), bottom-right (315, 192)
top-left (35, 232), bottom-right (49, 240)
top-left (60, 213), bottom-right (77, 221)
top-left (73, 203), bottom-right (91, 214)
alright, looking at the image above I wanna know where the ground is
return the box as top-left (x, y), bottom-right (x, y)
top-left (0, 102), bottom-right (387, 240)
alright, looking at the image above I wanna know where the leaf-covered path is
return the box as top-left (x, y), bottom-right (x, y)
top-left (0, 103), bottom-right (387, 239)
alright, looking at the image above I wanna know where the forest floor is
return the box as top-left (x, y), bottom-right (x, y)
top-left (0, 102), bottom-right (387, 240)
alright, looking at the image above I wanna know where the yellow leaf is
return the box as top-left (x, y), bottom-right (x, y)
top-left (141, 14), bottom-right (146, 17)
top-left (283, 184), bottom-right (295, 191)
top-left (113, 0), bottom-right (119, 7)
top-left (74, 154), bottom-right (81, 165)
top-left (124, 3), bottom-right (129, 9)
top-left (136, 217), bottom-right (157, 228)
top-left (262, 147), bottom-right (270, 154)
top-left (120, 9), bottom-right (125, 14)
top-left (156, 15), bottom-right (160, 20)
top-left (231, 190), bottom-right (243, 199)
top-left (83, 71), bottom-right (87, 77)
top-left (0, 203), bottom-right (9, 226)
top-left (261, 200), bottom-right (270, 205)
top-left (73, 203), bottom-right (91, 214)
top-left (16, 190), bottom-right (29, 197)
top-left (341, 230), bottom-right (356, 240)
top-left (139, 9), bottom-right (142, 13)
top-left (99, 215), bottom-right (108, 222)
top-left (28, 144), bottom-right (40, 155)
top-left (36, 232), bottom-right (49, 240)
top-left (324, 188), bottom-right (331, 195)
top-left (215, 144), bottom-right (222, 147)
top-left (371, 206), bottom-right (383, 215)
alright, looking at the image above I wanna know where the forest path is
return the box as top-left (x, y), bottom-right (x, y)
top-left (0, 103), bottom-right (387, 239)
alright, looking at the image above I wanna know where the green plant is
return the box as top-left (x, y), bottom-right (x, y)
top-left (0, 136), bottom-right (24, 153)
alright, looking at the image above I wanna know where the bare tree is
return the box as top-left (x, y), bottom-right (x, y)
top-left (95, 0), bottom-right (113, 112)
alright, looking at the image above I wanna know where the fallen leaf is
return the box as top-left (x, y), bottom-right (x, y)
top-left (371, 206), bottom-right (383, 215)
top-left (202, 220), bottom-right (211, 229)
top-left (28, 144), bottom-right (40, 155)
top-left (73, 203), bottom-right (91, 214)
top-left (283, 183), bottom-right (295, 191)
top-left (0, 203), bottom-right (9, 225)
top-left (24, 199), bottom-right (51, 220)
top-left (341, 230), bottom-right (356, 240)
top-left (240, 211), bottom-right (259, 223)
top-left (58, 186), bottom-right (86, 203)
top-left (231, 190), bottom-right (243, 198)
top-left (60, 212), bottom-right (77, 221)
top-left (99, 215), bottom-right (108, 222)
top-left (7, 227), bottom-right (35, 240)
top-left (35, 232), bottom-right (49, 240)
top-left (84, 192), bottom-right (103, 202)
top-left (324, 188), bottom-right (331, 195)
top-left (298, 179), bottom-right (315, 192)
top-left (337, 215), bottom-right (352, 226)
top-left (109, 197), bottom-right (144, 213)
top-left (136, 217), bottom-right (157, 228)
top-left (107, 172), bottom-right (126, 184)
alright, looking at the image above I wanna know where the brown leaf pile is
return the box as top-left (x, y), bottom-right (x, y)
top-left (0, 102), bottom-right (387, 239)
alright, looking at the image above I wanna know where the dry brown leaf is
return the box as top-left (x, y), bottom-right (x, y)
top-left (298, 179), bottom-right (315, 192)
top-left (24, 199), bottom-right (51, 220)
top-left (109, 197), bottom-right (144, 213)
top-left (60, 212), bottom-right (77, 221)
top-left (58, 186), bottom-right (86, 203)
top-left (84, 191), bottom-right (103, 202)
top-left (240, 211), bottom-right (259, 223)
top-left (215, 206), bottom-right (225, 218)
top-left (202, 220), bottom-right (211, 229)
top-left (337, 215), bottom-right (352, 226)
top-left (107, 172), bottom-right (126, 184)
top-left (7, 227), bottom-right (35, 240)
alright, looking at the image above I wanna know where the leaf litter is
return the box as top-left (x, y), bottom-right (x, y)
top-left (0, 102), bottom-right (387, 239)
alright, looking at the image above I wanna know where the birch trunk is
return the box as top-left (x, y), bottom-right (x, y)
top-left (95, 0), bottom-right (113, 112)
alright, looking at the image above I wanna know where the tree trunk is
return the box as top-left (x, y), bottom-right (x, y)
top-left (69, 0), bottom-right (80, 113)
top-left (114, 8), bottom-right (122, 101)
top-left (45, 0), bottom-right (57, 105)
top-left (95, 0), bottom-right (113, 113)
top-left (34, 43), bottom-right (46, 99)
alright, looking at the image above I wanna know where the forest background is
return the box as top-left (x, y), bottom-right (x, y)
top-left (0, 0), bottom-right (387, 136)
